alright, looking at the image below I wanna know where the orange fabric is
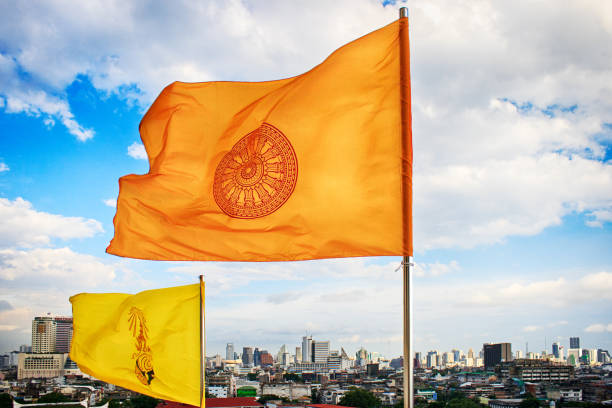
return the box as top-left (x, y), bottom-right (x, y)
top-left (107, 19), bottom-right (413, 261)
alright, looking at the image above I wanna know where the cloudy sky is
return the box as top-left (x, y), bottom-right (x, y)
top-left (1, 0), bottom-right (611, 360)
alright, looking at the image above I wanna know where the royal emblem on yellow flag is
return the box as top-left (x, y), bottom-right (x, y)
top-left (128, 307), bottom-right (155, 385)
top-left (70, 284), bottom-right (203, 406)
top-left (107, 18), bottom-right (412, 262)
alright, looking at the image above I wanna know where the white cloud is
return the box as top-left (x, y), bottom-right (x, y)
top-left (452, 271), bottom-right (612, 310)
top-left (586, 209), bottom-right (612, 227)
top-left (0, 197), bottom-right (103, 248)
top-left (127, 142), bottom-right (147, 160)
top-left (102, 198), bottom-right (116, 208)
top-left (0, 162), bottom-right (8, 172)
top-left (0, 247), bottom-right (116, 287)
top-left (414, 260), bottom-right (460, 277)
top-left (0, 306), bottom-right (31, 333)
top-left (407, 1), bottom-right (612, 250)
top-left (168, 258), bottom-right (398, 292)
top-left (546, 320), bottom-right (568, 328)
top-left (522, 325), bottom-right (539, 332)
top-left (0, 54), bottom-right (94, 141)
top-left (584, 323), bottom-right (612, 333)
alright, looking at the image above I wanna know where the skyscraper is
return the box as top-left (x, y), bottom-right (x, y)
top-left (32, 316), bottom-right (56, 353)
top-left (570, 337), bottom-right (580, 349)
top-left (356, 347), bottom-right (369, 366)
top-left (302, 336), bottom-right (312, 362)
top-left (260, 350), bottom-right (274, 366)
top-left (426, 351), bottom-right (438, 368)
top-left (552, 342), bottom-right (560, 359)
top-left (226, 343), bottom-right (234, 361)
top-left (54, 317), bottom-right (72, 353)
top-left (313, 340), bottom-right (330, 363)
top-left (295, 346), bottom-right (302, 363)
top-left (253, 348), bottom-right (261, 366)
top-left (415, 352), bottom-right (422, 369)
top-left (483, 343), bottom-right (512, 369)
top-left (242, 347), bottom-right (254, 367)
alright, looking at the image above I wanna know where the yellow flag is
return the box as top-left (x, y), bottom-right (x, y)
top-left (107, 17), bottom-right (413, 262)
top-left (70, 283), bottom-right (203, 406)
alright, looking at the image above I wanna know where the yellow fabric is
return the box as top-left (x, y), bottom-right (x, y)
top-left (107, 19), bottom-right (412, 261)
top-left (70, 284), bottom-right (203, 406)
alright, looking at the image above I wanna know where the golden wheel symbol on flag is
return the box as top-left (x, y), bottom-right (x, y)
top-left (213, 123), bottom-right (298, 219)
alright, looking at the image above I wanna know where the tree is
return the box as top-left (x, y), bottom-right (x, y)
top-left (38, 393), bottom-right (70, 403)
top-left (247, 373), bottom-right (258, 381)
top-left (311, 388), bottom-right (321, 404)
top-left (446, 393), bottom-right (482, 408)
top-left (0, 393), bottom-right (12, 408)
top-left (283, 373), bottom-right (302, 383)
top-left (519, 394), bottom-right (540, 408)
top-left (130, 395), bottom-right (159, 408)
top-left (109, 400), bottom-right (126, 408)
top-left (258, 395), bottom-right (282, 404)
top-left (338, 387), bottom-right (381, 408)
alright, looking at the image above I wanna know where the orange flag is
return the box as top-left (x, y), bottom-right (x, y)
top-left (107, 18), bottom-right (412, 261)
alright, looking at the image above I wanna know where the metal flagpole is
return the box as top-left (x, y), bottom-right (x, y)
top-left (403, 254), bottom-right (413, 408)
top-left (199, 275), bottom-right (205, 408)
top-left (398, 7), bottom-right (414, 408)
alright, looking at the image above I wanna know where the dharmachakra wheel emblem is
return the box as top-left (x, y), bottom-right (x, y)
top-left (213, 123), bottom-right (298, 219)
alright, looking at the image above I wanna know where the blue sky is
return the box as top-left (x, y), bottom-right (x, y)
top-left (1, 0), bottom-right (611, 360)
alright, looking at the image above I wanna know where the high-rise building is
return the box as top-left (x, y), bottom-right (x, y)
top-left (313, 340), bottom-right (330, 363)
top-left (242, 347), bottom-right (254, 367)
top-left (483, 343), bottom-right (512, 369)
top-left (581, 349), bottom-right (597, 365)
top-left (552, 342), bottom-right (560, 359)
top-left (226, 343), bottom-right (234, 361)
top-left (341, 347), bottom-right (352, 370)
top-left (426, 351), bottom-right (438, 368)
top-left (415, 352), bottom-right (422, 368)
top-left (260, 350), bottom-right (274, 366)
top-left (597, 349), bottom-right (610, 363)
top-left (295, 347), bottom-right (302, 363)
top-left (31, 315), bottom-right (73, 354)
top-left (302, 336), bottom-right (312, 362)
top-left (356, 347), bottom-right (368, 366)
top-left (32, 316), bottom-right (56, 353)
top-left (567, 348), bottom-right (580, 366)
top-left (327, 351), bottom-right (341, 371)
top-left (467, 348), bottom-right (474, 359)
top-left (570, 337), bottom-right (580, 349)
top-left (254, 348), bottom-right (261, 366)
top-left (442, 351), bottom-right (454, 365)
top-left (54, 317), bottom-right (72, 353)
top-left (452, 349), bottom-right (461, 363)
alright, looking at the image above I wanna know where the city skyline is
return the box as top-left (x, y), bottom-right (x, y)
top-left (1, 0), bottom-right (611, 358)
top-left (8, 313), bottom-right (610, 370)
top-left (5, 317), bottom-right (610, 368)
top-left (8, 313), bottom-right (611, 404)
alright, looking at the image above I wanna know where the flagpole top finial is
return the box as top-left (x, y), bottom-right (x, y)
top-left (399, 7), bottom-right (408, 19)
